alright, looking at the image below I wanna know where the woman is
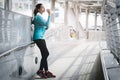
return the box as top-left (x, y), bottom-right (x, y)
top-left (33, 3), bottom-right (56, 78)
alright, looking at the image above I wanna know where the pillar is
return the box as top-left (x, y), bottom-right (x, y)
top-left (64, 1), bottom-right (68, 26)
top-left (86, 8), bottom-right (89, 31)
top-left (51, 0), bottom-right (55, 23)
top-left (95, 11), bottom-right (97, 30)
top-left (4, 0), bottom-right (12, 10)
top-left (86, 8), bottom-right (89, 39)
top-left (32, 0), bottom-right (38, 16)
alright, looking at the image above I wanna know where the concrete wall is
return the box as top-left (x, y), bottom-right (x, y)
top-left (87, 31), bottom-right (106, 41)
top-left (90, 54), bottom-right (104, 80)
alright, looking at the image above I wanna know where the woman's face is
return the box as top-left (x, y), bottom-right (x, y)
top-left (38, 5), bottom-right (45, 14)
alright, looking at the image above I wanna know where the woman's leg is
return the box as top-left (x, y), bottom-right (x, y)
top-left (34, 39), bottom-right (56, 78)
top-left (34, 39), bottom-right (49, 71)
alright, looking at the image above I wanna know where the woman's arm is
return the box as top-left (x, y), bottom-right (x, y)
top-left (36, 9), bottom-right (51, 27)
top-left (36, 15), bottom-right (50, 27)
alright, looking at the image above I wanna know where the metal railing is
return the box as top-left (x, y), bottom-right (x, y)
top-left (102, 0), bottom-right (120, 62)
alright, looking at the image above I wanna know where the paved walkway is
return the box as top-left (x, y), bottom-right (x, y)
top-left (34, 40), bottom-right (102, 80)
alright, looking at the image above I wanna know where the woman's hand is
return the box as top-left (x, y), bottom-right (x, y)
top-left (46, 9), bottom-right (51, 16)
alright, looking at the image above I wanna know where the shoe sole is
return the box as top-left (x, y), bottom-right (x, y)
top-left (34, 76), bottom-right (47, 79)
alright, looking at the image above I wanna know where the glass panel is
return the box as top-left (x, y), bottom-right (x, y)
top-left (0, 8), bottom-right (32, 54)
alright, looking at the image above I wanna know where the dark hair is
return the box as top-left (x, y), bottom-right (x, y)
top-left (34, 3), bottom-right (42, 16)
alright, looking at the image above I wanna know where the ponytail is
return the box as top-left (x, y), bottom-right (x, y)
top-left (33, 3), bottom-right (42, 16)
top-left (34, 8), bottom-right (38, 16)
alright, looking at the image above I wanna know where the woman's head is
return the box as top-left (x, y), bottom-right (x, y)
top-left (34, 3), bottom-right (45, 16)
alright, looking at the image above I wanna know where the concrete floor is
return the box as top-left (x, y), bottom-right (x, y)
top-left (34, 39), bottom-right (104, 80)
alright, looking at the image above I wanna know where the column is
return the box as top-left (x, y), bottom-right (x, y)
top-left (4, 0), bottom-right (12, 10)
top-left (32, 0), bottom-right (38, 16)
top-left (86, 8), bottom-right (89, 31)
top-left (75, 3), bottom-right (79, 39)
top-left (51, 0), bottom-right (55, 23)
top-left (94, 11), bottom-right (97, 30)
top-left (94, 11), bottom-right (98, 40)
top-left (32, 0), bottom-right (38, 9)
top-left (86, 8), bottom-right (89, 39)
top-left (64, 1), bottom-right (68, 26)
top-left (75, 3), bottom-right (79, 20)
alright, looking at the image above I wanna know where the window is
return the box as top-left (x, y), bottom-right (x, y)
top-left (24, 3), bottom-right (28, 9)
top-left (0, 0), bottom-right (4, 8)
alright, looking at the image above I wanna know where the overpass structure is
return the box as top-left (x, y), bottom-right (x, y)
top-left (0, 0), bottom-right (120, 80)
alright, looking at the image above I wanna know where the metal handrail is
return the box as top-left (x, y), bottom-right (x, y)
top-left (0, 42), bottom-right (34, 58)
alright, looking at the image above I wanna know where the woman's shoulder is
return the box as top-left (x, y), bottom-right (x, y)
top-left (34, 15), bottom-right (42, 20)
top-left (34, 15), bottom-right (40, 18)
